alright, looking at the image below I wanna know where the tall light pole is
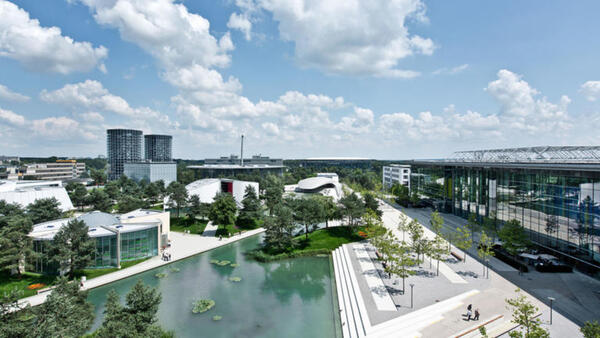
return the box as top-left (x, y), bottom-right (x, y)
top-left (410, 283), bottom-right (415, 308)
top-left (548, 297), bottom-right (555, 325)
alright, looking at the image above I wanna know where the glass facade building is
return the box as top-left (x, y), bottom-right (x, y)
top-left (124, 162), bottom-right (177, 184)
top-left (408, 158), bottom-right (600, 274)
top-left (120, 227), bottom-right (158, 262)
top-left (145, 134), bottom-right (172, 162)
top-left (107, 129), bottom-right (143, 180)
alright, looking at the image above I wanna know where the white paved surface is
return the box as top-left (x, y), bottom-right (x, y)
top-left (202, 221), bottom-right (218, 236)
top-left (353, 243), bottom-right (397, 311)
top-left (19, 228), bottom-right (265, 308)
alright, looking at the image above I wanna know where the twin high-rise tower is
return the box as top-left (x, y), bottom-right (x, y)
top-left (107, 129), bottom-right (174, 182)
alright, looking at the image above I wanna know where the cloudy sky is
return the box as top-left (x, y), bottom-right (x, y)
top-left (1, 0), bottom-right (600, 159)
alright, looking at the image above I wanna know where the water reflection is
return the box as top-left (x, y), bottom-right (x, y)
top-left (261, 258), bottom-right (328, 303)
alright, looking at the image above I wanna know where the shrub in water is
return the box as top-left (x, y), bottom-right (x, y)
top-left (228, 276), bottom-right (242, 282)
top-left (212, 315), bottom-right (222, 321)
top-left (192, 299), bottom-right (215, 314)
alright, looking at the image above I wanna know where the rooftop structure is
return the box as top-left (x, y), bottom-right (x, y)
top-left (107, 129), bottom-right (143, 180)
top-left (0, 180), bottom-right (74, 211)
top-left (447, 146), bottom-right (600, 163)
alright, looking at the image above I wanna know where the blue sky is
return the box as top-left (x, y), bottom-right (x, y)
top-left (1, 0), bottom-right (599, 159)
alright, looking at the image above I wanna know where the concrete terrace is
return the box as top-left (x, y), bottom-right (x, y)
top-left (332, 199), bottom-right (582, 337)
top-left (19, 228), bottom-right (265, 308)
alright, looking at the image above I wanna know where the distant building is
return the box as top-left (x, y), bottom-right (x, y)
top-left (145, 135), bottom-right (172, 162)
top-left (124, 162), bottom-right (177, 185)
top-left (288, 157), bottom-right (374, 169)
top-left (107, 129), bottom-right (143, 180)
top-left (187, 163), bottom-right (284, 178)
top-left (23, 160), bottom-right (86, 181)
top-left (205, 154), bottom-right (283, 166)
top-left (295, 176), bottom-right (343, 201)
top-left (317, 172), bottom-right (339, 182)
top-left (0, 156), bottom-right (19, 164)
top-left (0, 180), bottom-right (74, 211)
top-left (172, 178), bottom-right (259, 207)
top-left (382, 164), bottom-right (411, 189)
top-left (30, 209), bottom-right (170, 273)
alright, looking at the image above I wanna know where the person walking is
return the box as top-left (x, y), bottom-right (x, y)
top-left (474, 308), bottom-right (480, 321)
top-left (467, 308), bottom-right (472, 321)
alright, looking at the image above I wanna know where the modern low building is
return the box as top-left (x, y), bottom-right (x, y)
top-left (23, 160), bottom-right (86, 181)
top-left (288, 157), bottom-right (374, 169)
top-left (0, 180), bottom-right (74, 211)
top-left (30, 209), bottom-right (170, 273)
top-left (382, 164), bottom-right (411, 189)
top-left (295, 175), bottom-right (343, 201)
top-left (187, 163), bottom-right (285, 178)
top-left (405, 146), bottom-right (600, 274)
top-left (124, 162), bottom-right (177, 184)
top-left (174, 178), bottom-right (259, 207)
top-left (205, 154), bottom-right (283, 166)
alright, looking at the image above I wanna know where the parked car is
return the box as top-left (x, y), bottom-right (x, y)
top-left (534, 259), bottom-right (573, 273)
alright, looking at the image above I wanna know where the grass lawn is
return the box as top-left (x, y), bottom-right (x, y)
top-left (149, 204), bottom-right (164, 211)
top-left (0, 272), bottom-right (57, 298)
top-left (170, 216), bottom-right (208, 235)
top-left (215, 223), bottom-right (240, 237)
top-left (75, 257), bottom-right (151, 280)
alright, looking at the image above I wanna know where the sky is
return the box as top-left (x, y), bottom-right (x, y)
top-left (1, 0), bottom-right (600, 160)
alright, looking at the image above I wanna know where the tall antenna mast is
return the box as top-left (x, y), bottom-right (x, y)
top-left (240, 134), bottom-right (244, 167)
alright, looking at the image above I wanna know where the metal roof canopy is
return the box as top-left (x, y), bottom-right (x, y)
top-left (448, 146), bottom-right (600, 163)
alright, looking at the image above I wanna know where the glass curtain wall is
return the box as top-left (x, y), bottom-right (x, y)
top-left (93, 235), bottom-right (118, 268)
top-left (120, 227), bottom-right (158, 262)
top-left (411, 165), bottom-right (600, 267)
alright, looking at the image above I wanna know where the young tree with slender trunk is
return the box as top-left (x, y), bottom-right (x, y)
top-left (455, 225), bottom-right (473, 263)
top-left (505, 288), bottom-right (550, 338)
top-left (430, 211), bottom-right (444, 235)
top-left (407, 219), bottom-right (426, 264)
top-left (397, 215), bottom-right (410, 242)
top-left (477, 231), bottom-right (495, 278)
top-left (429, 235), bottom-right (446, 276)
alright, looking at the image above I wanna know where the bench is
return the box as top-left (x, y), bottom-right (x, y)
top-left (451, 251), bottom-right (464, 261)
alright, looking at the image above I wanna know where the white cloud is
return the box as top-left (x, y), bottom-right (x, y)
top-left (244, 0), bottom-right (432, 78)
top-left (580, 81), bottom-right (600, 102)
top-left (433, 64), bottom-right (469, 75)
top-left (261, 122), bottom-right (280, 135)
top-left (0, 107), bottom-right (26, 126)
top-left (79, 111), bottom-right (105, 123)
top-left (162, 65), bottom-right (242, 93)
top-left (227, 13), bottom-right (252, 41)
top-left (0, 0), bottom-right (107, 74)
top-left (0, 84), bottom-right (30, 102)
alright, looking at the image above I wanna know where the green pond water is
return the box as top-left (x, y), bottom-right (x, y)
top-left (87, 234), bottom-right (342, 338)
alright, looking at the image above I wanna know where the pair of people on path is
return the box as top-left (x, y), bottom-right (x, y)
top-left (466, 304), bottom-right (480, 321)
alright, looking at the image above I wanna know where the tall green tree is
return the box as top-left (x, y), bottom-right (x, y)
top-left (0, 289), bottom-right (32, 337)
top-left (90, 168), bottom-right (107, 185)
top-left (95, 280), bottom-right (172, 338)
top-left (263, 203), bottom-right (295, 253)
top-left (144, 182), bottom-right (161, 205)
top-left (117, 194), bottom-right (145, 213)
top-left (429, 235), bottom-right (447, 276)
top-left (397, 215), bottom-right (410, 242)
top-left (505, 289), bottom-right (550, 338)
top-left (0, 201), bottom-right (24, 228)
top-left (166, 181), bottom-right (188, 218)
top-left (49, 219), bottom-right (95, 279)
top-left (430, 211), bottom-right (444, 235)
top-left (263, 175), bottom-right (283, 215)
top-left (407, 219), bottom-right (427, 263)
top-left (87, 189), bottom-right (113, 212)
top-left (103, 180), bottom-right (121, 200)
top-left (581, 321), bottom-right (600, 338)
top-left (498, 219), bottom-right (528, 256)
top-left (291, 196), bottom-right (325, 240)
top-left (391, 183), bottom-right (410, 206)
top-left (26, 197), bottom-right (62, 224)
top-left (477, 231), bottom-right (495, 278)
top-left (33, 277), bottom-right (94, 337)
top-left (209, 192), bottom-right (237, 226)
top-left (455, 225), bottom-right (473, 263)
top-left (363, 192), bottom-right (382, 218)
top-left (0, 216), bottom-right (36, 277)
top-left (237, 185), bottom-right (261, 229)
top-left (318, 195), bottom-right (339, 228)
top-left (339, 193), bottom-right (365, 228)
top-left (70, 184), bottom-right (89, 211)
top-left (187, 195), bottom-right (209, 222)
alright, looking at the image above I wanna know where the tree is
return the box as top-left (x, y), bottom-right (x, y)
top-left (95, 280), bottom-right (171, 337)
top-left (407, 219), bottom-right (427, 263)
top-left (397, 215), bottom-right (410, 242)
top-left (87, 189), bottom-right (113, 212)
top-left (104, 181), bottom-right (121, 200)
top-left (581, 321), bottom-right (600, 338)
top-left (467, 213), bottom-right (480, 240)
top-left (339, 193), bottom-right (365, 228)
top-left (505, 289), bottom-right (550, 338)
top-left (0, 201), bottom-right (24, 228)
top-left (291, 196), bottom-right (325, 240)
top-left (90, 168), bottom-right (107, 185)
top-left (430, 211), bottom-right (444, 235)
top-left (33, 277), bottom-right (94, 337)
top-left (117, 194), bottom-right (145, 214)
top-left (363, 192), bottom-right (382, 218)
top-left (166, 181), bottom-right (188, 218)
top-left (144, 182), bottom-right (161, 205)
top-left (477, 231), bottom-right (495, 278)
top-left (263, 203), bottom-right (295, 253)
top-left (429, 235), bottom-right (446, 276)
top-left (482, 212), bottom-right (498, 241)
top-left (49, 219), bottom-right (95, 278)
top-left (410, 190), bottom-right (420, 206)
top-left (209, 192), bottom-right (237, 226)
top-left (187, 195), bottom-right (209, 222)
top-left (26, 197), bottom-right (62, 224)
top-left (237, 185), bottom-right (262, 229)
top-left (0, 289), bottom-right (32, 337)
top-left (454, 225), bottom-right (473, 262)
top-left (391, 183), bottom-right (410, 207)
top-left (70, 184), bottom-right (89, 211)
top-left (376, 231), bottom-right (415, 292)
top-left (263, 175), bottom-right (283, 215)
top-left (319, 195), bottom-right (339, 228)
top-left (0, 216), bottom-right (36, 277)
top-left (498, 219), bottom-right (528, 256)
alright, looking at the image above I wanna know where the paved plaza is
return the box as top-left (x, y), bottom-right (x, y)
top-left (333, 199), bottom-right (584, 337)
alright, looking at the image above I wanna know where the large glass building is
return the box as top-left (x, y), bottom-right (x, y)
top-left (124, 162), bottom-right (177, 184)
top-left (107, 129), bottom-right (143, 180)
top-left (405, 146), bottom-right (600, 275)
top-left (30, 210), bottom-right (168, 273)
top-left (145, 134), bottom-right (172, 162)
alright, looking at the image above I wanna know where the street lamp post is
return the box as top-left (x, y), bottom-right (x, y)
top-left (410, 283), bottom-right (415, 309)
top-left (548, 297), bottom-right (555, 325)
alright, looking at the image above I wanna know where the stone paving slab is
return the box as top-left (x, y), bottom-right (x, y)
top-left (353, 243), bottom-right (397, 311)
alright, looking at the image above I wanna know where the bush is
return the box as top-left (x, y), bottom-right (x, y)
top-left (192, 300), bottom-right (215, 314)
top-left (235, 214), bottom-right (259, 229)
top-left (493, 248), bottom-right (529, 272)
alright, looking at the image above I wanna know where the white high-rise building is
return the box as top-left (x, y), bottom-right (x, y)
top-left (382, 164), bottom-right (411, 189)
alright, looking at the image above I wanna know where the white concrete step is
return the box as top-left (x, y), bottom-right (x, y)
top-left (335, 248), bottom-right (359, 338)
top-left (333, 248), bottom-right (353, 338)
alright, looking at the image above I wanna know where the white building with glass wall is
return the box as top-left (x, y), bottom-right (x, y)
top-left (0, 179), bottom-right (74, 211)
top-left (124, 162), bottom-right (177, 184)
top-left (382, 164), bottom-right (411, 189)
top-left (174, 178), bottom-right (259, 207)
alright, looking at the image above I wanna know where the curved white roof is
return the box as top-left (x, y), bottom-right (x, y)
top-left (297, 176), bottom-right (338, 190)
top-left (0, 180), bottom-right (73, 211)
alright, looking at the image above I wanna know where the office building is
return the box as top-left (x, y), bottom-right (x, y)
top-left (30, 209), bottom-right (170, 272)
top-left (0, 180), bottom-right (74, 211)
top-left (287, 157), bottom-right (374, 169)
top-left (23, 160), bottom-right (86, 181)
top-left (107, 129), bottom-right (143, 180)
top-left (171, 178), bottom-right (259, 207)
top-left (145, 134), bottom-right (173, 162)
top-left (382, 164), bottom-right (411, 189)
top-left (124, 162), bottom-right (177, 185)
top-left (405, 146), bottom-right (600, 272)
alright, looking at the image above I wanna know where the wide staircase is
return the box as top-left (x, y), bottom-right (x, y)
top-left (333, 244), bottom-right (483, 338)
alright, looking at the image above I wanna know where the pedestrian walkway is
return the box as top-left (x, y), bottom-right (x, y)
top-left (19, 228), bottom-right (265, 308)
top-left (202, 221), bottom-right (218, 236)
top-left (353, 243), bottom-right (397, 311)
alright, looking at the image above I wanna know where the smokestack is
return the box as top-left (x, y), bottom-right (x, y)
top-left (240, 134), bottom-right (244, 167)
